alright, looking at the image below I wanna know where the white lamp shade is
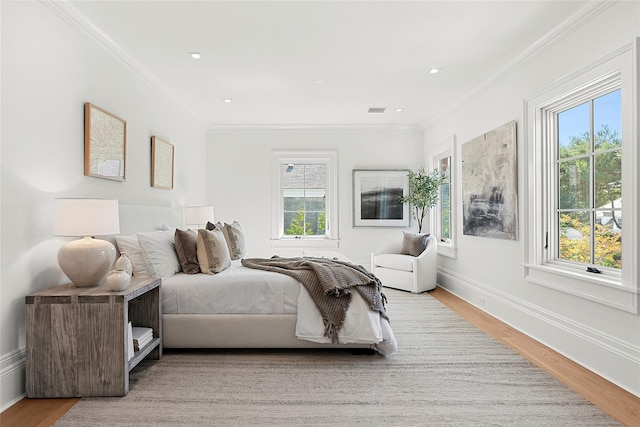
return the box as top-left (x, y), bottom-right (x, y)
top-left (185, 206), bottom-right (214, 227)
top-left (53, 199), bottom-right (120, 236)
top-left (53, 198), bottom-right (120, 287)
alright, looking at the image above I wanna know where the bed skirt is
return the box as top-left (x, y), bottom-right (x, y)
top-left (162, 314), bottom-right (374, 350)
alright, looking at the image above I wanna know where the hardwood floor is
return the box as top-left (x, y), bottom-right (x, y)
top-left (430, 287), bottom-right (640, 427)
top-left (2, 286), bottom-right (638, 426)
top-left (0, 397), bottom-right (80, 427)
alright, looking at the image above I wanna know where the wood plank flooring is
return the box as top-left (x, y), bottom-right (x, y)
top-left (430, 287), bottom-right (640, 427)
top-left (0, 397), bottom-right (80, 427)
top-left (2, 286), bottom-right (638, 426)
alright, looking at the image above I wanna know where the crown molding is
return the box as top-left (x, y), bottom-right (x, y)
top-left (40, 0), bottom-right (615, 131)
top-left (207, 123), bottom-right (424, 132)
top-left (422, 0), bottom-right (619, 128)
top-left (40, 0), bottom-right (207, 127)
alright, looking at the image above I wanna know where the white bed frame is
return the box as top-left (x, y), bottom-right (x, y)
top-left (116, 204), bottom-right (373, 350)
top-left (163, 314), bottom-right (371, 349)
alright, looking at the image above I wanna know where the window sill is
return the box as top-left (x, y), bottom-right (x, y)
top-left (523, 263), bottom-right (638, 313)
top-left (271, 238), bottom-right (340, 249)
top-left (437, 242), bottom-right (456, 259)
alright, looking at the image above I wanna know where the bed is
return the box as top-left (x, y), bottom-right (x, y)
top-left (112, 205), bottom-right (397, 355)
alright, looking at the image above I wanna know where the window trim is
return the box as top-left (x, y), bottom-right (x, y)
top-left (429, 135), bottom-right (457, 259)
top-left (523, 42), bottom-right (638, 313)
top-left (271, 150), bottom-right (339, 248)
top-left (546, 77), bottom-right (622, 275)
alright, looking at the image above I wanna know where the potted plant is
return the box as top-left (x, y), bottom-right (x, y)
top-left (400, 167), bottom-right (443, 233)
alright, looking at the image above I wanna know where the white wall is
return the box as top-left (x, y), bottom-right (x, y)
top-left (0, 2), bottom-right (208, 409)
top-left (3, 0), bottom-right (637, 413)
top-left (424, 1), bottom-right (640, 396)
top-left (207, 127), bottom-right (424, 266)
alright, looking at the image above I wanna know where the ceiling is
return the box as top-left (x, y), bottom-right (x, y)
top-left (68, 1), bottom-right (594, 128)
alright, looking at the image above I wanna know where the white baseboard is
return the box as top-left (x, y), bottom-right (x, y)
top-left (437, 266), bottom-right (640, 398)
top-left (1, 348), bottom-right (26, 412)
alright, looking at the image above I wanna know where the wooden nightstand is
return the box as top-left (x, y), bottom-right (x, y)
top-left (25, 277), bottom-right (162, 397)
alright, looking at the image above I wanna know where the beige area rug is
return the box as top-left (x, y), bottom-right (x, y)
top-left (55, 289), bottom-right (620, 426)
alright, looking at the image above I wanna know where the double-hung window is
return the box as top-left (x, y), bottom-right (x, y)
top-left (437, 154), bottom-right (452, 242)
top-left (430, 136), bottom-right (456, 258)
top-left (555, 89), bottom-right (622, 270)
top-left (283, 163), bottom-right (327, 237)
top-left (524, 44), bottom-right (637, 312)
top-left (271, 151), bottom-right (338, 248)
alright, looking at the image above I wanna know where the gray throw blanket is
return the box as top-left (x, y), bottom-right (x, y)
top-left (241, 256), bottom-right (388, 343)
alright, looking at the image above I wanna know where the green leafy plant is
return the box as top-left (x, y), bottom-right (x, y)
top-left (285, 210), bottom-right (309, 235)
top-left (558, 124), bottom-right (622, 269)
top-left (400, 167), bottom-right (442, 233)
top-left (285, 210), bottom-right (326, 236)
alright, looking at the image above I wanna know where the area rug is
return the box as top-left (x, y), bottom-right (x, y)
top-left (54, 289), bottom-right (620, 426)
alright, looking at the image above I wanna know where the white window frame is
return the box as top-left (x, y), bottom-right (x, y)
top-left (523, 42), bottom-right (638, 313)
top-left (271, 150), bottom-right (339, 249)
top-left (429, 135), bottom-right (457, 258)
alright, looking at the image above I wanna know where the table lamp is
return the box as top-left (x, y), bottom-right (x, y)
top-left (53, 198), bottom-right (120, 287)
top-left (185, 206), bottom-right (214, 229)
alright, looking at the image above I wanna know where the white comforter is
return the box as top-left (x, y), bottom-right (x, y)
top-left (161, 260), bottom-right (397, 354)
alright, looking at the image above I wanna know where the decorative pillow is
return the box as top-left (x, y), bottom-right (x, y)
top-left (221, 221), bottom-right (246, 260)
top-left (115, 234), bottom-right (152, 277)
top-left (197, 227), bottom-right (231, 274)
top-left (400, 231), bottom-right (430, 257)
top-left (136, 230), bottom-right (181, 278)
top-left (207, 220), bottom-right (247, 260)
top-left (174, 228), bottom-right (200, 274)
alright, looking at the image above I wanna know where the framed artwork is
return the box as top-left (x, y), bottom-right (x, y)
top-left (151, 136), bottom-right (174, 190)
top-left (84, 102), bottom-right (126, 181)
top-left (353, 169), bottom-right (410, 227)
top-left (461, 120), bottom-right (518, 240)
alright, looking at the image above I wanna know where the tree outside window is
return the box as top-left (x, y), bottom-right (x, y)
top-left (283, 163), bottom-right (326, 236)
top-left (439, 156), bottom-right (452, 240)
top-left (557, 89), bottom-right (622, 269)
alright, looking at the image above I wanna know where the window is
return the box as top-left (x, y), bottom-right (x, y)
top-left (524, 44), bottom-right (637, 312)
top-left (271, 151), bottom-right (338, 248)
top-left (556, 89), bottom-right (622, 270)
top-left (437, 155), bottom-right (452, 241)
top-left (282, 163), bottom-right (326, 236)
top-left (430, 136), bottom-right (456, 258)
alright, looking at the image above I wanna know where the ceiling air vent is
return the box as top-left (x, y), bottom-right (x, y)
top-left (368, 107), bottom-right (386, 114)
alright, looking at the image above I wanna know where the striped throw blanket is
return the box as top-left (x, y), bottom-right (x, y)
top-left (241, 256), bottom-right (388, 343)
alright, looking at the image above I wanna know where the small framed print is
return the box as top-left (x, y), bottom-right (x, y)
top-left (353, 169), bottom-right (410, 227)
top-left (151, 136), bottom-right (174, 190)
top-left (84, 102), bottom-right (126, 181)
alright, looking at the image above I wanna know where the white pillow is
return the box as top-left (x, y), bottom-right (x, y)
top-left (136, 230), bottom-right (181, 278)
top-left (115, 234), bottom-right (152, 278)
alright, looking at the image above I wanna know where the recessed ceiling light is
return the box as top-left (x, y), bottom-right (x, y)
top-left (429, 68), bottom-right (440, 74)
top-left (395, 108), bottom-right (404, 113)
top-left (188, 52), bottom-right (201, 59)
top-left (223, 98), bottom-right (233, 103)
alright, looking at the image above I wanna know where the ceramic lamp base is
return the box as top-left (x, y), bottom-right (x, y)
top-left (58, 237), bottom-right (116, 287)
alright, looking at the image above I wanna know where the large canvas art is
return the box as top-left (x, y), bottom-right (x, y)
top-left (461, 121), bottom-right (518, 240)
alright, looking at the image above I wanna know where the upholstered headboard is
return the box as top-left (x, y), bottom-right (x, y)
top-left (118, 204), bottom-right (184, 235)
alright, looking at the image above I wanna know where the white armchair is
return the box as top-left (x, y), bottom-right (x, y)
top-left (370, 234), bottom-right (438, 293)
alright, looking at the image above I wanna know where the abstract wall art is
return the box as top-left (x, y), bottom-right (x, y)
top-left (353, 169), bottom-right (410, 227)
top-left (461, 120), bottom-right (518, 240)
